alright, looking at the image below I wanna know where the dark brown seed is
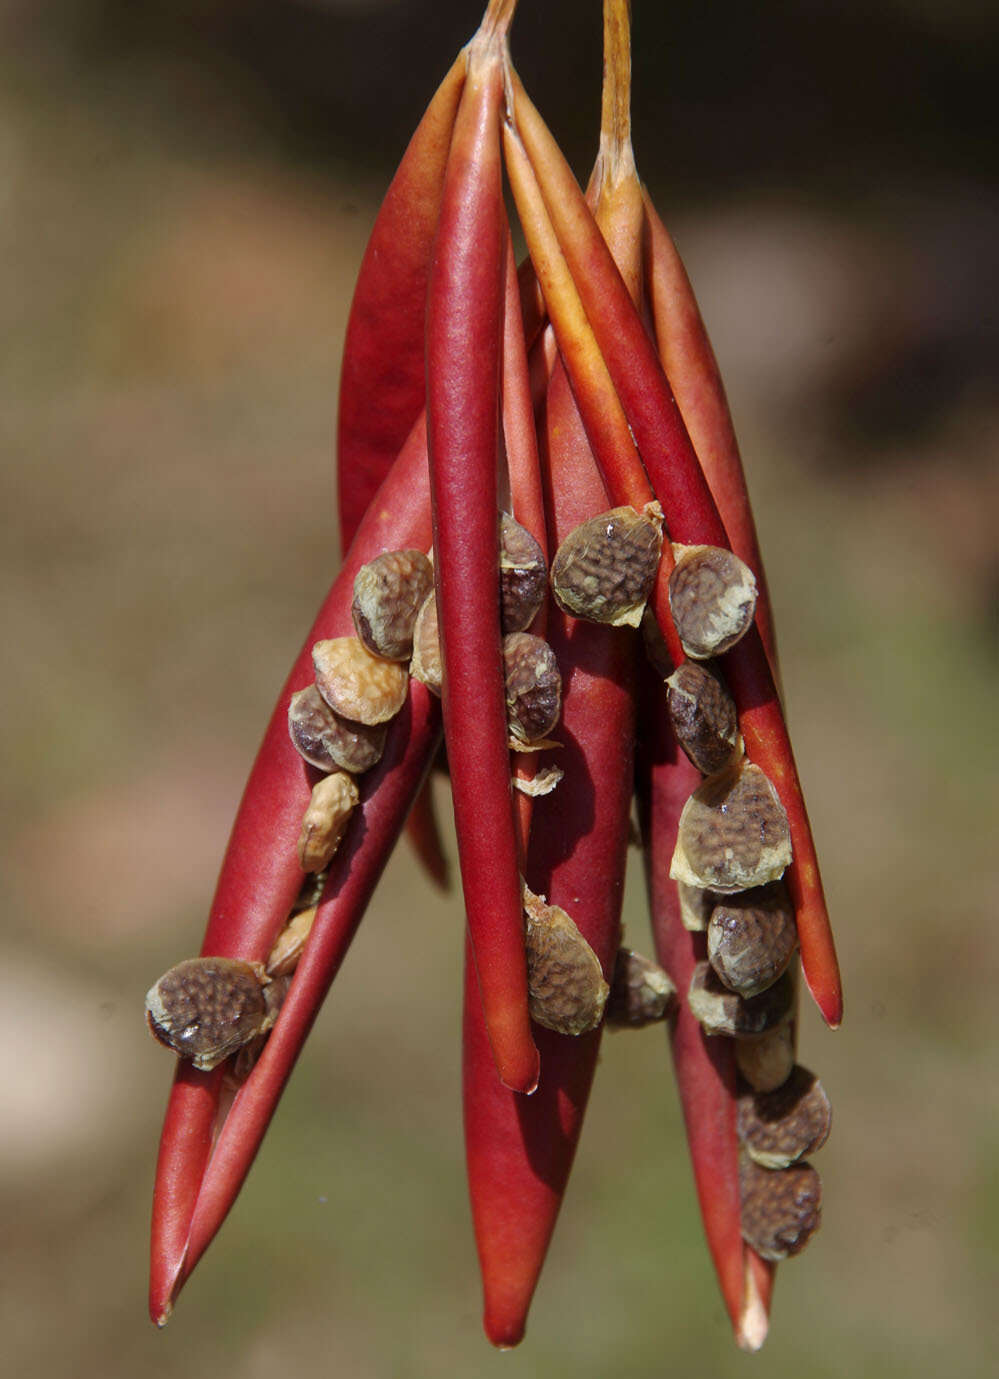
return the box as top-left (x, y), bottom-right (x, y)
top-left (666, 660), bottom-right (740, 776)
top-left (740, 1158), bottom-right (822, 1262)
top-left (313, 637), bottom-right (409, 725)
top-left (351, 549), bottom-right (434, 661)
top-left (736, 1024), bottom-right (796, 1093)
top-left (499, 513), bottom-right (547, 633)
top-left (668, 544), bottom-right (757, 659)
top-left (605, 948), bottom-right (676, 1028)
top-left (145, 957), bottom-right (270, 1070)
top-left (687, 961), bottom-right (794, 1038)
top-left (550, 504), bottom-right (663, 627)
top-left (738, 1066), bottom-right (832, 1169)
top-left (670, 762), bottom-right (791, 893)
top-left (524, 886), bottom-right (608, 1036)
top-left (288, 684), bottom-right (387, 774)
top-left (297, 772), bottom-right (360, 872)
top-left (503, 632), bottom-right (561, 744)
top-left (707, 883), bottom-right (797, 997)
top-left (410, 592), bottom-right (442, 695)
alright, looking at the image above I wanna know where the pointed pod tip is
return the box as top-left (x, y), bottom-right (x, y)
top-left (151, 1300), bottom-right (173, 1329)
top-left (484, 1312), bottom-right (526, 1350)
top-left (735, 1297), bottom-right (769, 1353)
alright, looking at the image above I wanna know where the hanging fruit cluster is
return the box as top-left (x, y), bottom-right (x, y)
top-left (145, 0), bottom-right (841, 1351)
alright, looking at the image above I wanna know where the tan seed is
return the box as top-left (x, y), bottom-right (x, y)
top-left (666, 660), bottom-right (740, 776)
top-left (670, 761), bottom-right (791, 893)
top-left (678, 881), bottom-right (715, 932)
top-left (504, 633), bottom-right (562, 744)
top-left (313, 636), bottom-right (409, 725)
top-left (145, 957), bottom-right (271, 1071)
top-left (409, 593), bottom-right (442, 696)
top-left (550, 504), bottom-right (663, 627)
top-left (499, 513), bottom-right (548, 633)
top-left (668, 544), bottom-right (758, 659)
top-left (687, 960), bottom-right (794, 1038)
top-left (738, 1065), bottom-right (831, 1169)
top-left (266, 905), bottom-right (318, 977)
top-left (605, 948), bottom-right (676, 1029)
top-left (297, 771), bottom-right (360, 872)
top-left (351, 549), bottom-right (434, 661)
top-left (524, 885), bottom-right (609, 1036)
top-left (707, 883), bottom-right (797, 997)
top-left (288, 684), bottom-right (387, 774)
top-left (740, 1158), bottom-right (822, 1262)
top-left (736, 1024), bottom-right (796, 1093)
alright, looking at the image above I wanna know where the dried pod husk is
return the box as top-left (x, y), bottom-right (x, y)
top-left (736, 1022), bottom-right (796, 1093)
top-left (504, 632), bottom-right (562, 744)
top-left (737, 1065), bottom-right (832, 1169)
top-left (513, 764), bottom-right (563, 797)
top-left (524, 885), bottom-right (609, 1036)
top-left (145, 957), bottom-right (271, 1071)
top-left (668, 544), bottom-right (758, 659)
top-left (687, 960), bottom-right (794, 1038)
top-left (288, 684), bottom-right (388, 774)
top-left (499, 513), bottom-right (547, 633)
top-left (297, 771), bottom-right (360, 872)
top-left (670, 761), bottom-right (791, 893)
top-left (666, 660), bottom-right (740, 776)
top-left (313, 636), bottom-right (409, 725)
top-left (640, 606), bottom-right (675, 679)
top-left (351, 548), bottom-right (434, 660)
top-left (707, 882), bottom-right (798, 998)
top-left (409, 592), bottom-right (442, 696)
top-left (266, 904), bottom-right (318, 978)
top-left (605, 948), bottom-right (676, 1029)
top-left (550, 504), bottom-right (663, 628)
top-left (678, 881), bottom-right (715, 933)
top-left (740, 1157), bottom-right (822, 1262)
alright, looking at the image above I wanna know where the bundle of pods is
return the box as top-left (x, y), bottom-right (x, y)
top-left (145, 0), bottom-right (841, 1351)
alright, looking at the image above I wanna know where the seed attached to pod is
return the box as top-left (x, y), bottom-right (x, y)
top-left (550, 504), bottom-right (663, 627)
top-left (668, 544), bottom-right (758, 659)
top-left (351, 548), bottom-right (434, 661)
top-left (297, 771), bottom-right (360, 872)
top-left (499, 513), bottom-right (547, 633)
top-left (737, 1065), bottom-right (832, 1169)
top-left (670, 761), bottom-right (792, 893)
top-left (707, 883), bottom-right (797, 998)
top-left (313, 636), bottom-right (409, 725)
top-left (740, 1157), bottom-right (822, 1262)
top-left (409, 592), bottom-right (442, 695)
top-left (503, 632), bottom-right (562, 744)
top-left (605, 948), bottom-right (676, 1028)
top-left (524, 885), bottom-right (609, 1036)
top-left (288, 684), bottom-right (388, 774)
top-left (687, 961), bottom-right (794, 1038)
top-left (736, 1023), bottom-right (796, 1093)
top-left (666, 660), bottom-right (740, 776)
top-left (145, 957), bottom-right (272, 1070)
top-left (266, 904), bottom-right (318, 978)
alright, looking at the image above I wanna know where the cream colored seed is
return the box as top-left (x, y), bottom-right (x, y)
top-left (351, 549), bottom-right (434, 661)
top-left (737, 1065), bottom-right (832, 1169)
top-left (707, 882), bottom-right (798, 998)
top-left (666, 660), bottom-right (741, 776)
top-left (687, 960), bottom-right (794, 1038)
top-left (503, 633), bottom-right (562, 744)
top-left (605, 948), bottom-right (676, 1029)
top-left (670, 761), bottom-right (791, 893)
top-left (266, 905), bottom-right (318, 977)
top-left (499, 513), bottom-right (548, 633)
top-left (736, 1023), bottom-right (796, 1093)
top-left (313, 636), bottom-right (409, 725)
top-left (678, 881), bottom-right (715, 933)
top-left (288, 684), bottom-right (387, 774)
top-left (409, 592), bottom-right (442, 696)
top-left (524, 885), bottom-right (609, 1036)
top-left (297, 772), bottom-right (359, 872)
top-left (550, 504), bottom-right (663, 627)
top-left (739, 1157), bottom-right (822, 1262)
top-left (145, 957), bottom-right (272, 1071)
top-left (668, 544), bottom-right (758, 659)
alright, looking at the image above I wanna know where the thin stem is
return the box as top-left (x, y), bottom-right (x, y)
top-left (599, 0), bottom-right (636, 186)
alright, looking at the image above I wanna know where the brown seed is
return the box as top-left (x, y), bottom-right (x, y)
top-left (145, 957), bottom-right (271, 1070)
top-left (666, 660), bottom-right (740, 776)
top-left (297, 771), bottom-right (360, 872)
top-left (550, 504), bottom-right (663, 627)
top-left (736, 1024), bottom-right (796, 1093)
top-left (738, 1065), bottom-right (832, 1169)
top-left (288, 684), bottom-right (387, 774)
top-left (670, 762), bottom-right (791, 893)
top-left (313, 636), bottom-right (409, 725)
top-left (707, 883), bottom-right (797, 998)
top-left (740, 1158), bottom-right (822, 1262)
top-left (228, 975), bottom-right (293, 1084)
top-left (668, 544), bottom-right (758, 659)
top-left (266, 905), bottom-right (318, 977)
top-left (605, 948), bottom-right (676, 1029)
top-left (351, 549), bottom-right (434, 661)
top-left (687, 961), bottom-right (794, 1038)
top-left (524, 885), bottom-right (609, 1036)
top-left (503, 633), bottom-right (562, 744)
top-left (499, 513), bottom-right (547, 633)
top-left (409, 592), bottom-right (442, 696)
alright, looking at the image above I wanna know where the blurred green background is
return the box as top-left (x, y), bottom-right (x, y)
top-left (3, 1), bottom-right (998, 1375)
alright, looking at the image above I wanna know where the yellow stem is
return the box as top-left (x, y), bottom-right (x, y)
top-left (599, 0), bottom-right (636, 186)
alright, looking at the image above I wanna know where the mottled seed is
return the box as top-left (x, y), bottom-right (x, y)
top-left (288, 684), bottom-right (387, 774)
top-left (409, 592), bottom-right (442, 696)
top-left (605, 948), bottom-right (676, 1029)
top-left (738, 1066), bottom-right (832, 1169)
top-left (707, 883), bottom-right (797, 997)
top-left (524, 885), bottom-right (609, 1036)
top-left (550, 504), bottom-right (663, 627)
top-left (297, 771), bottom-right (360, 872)
top-left (266, 905), bottom-right (317, 977)
top-left (145, 957), bottom-right (271, 1070)
top-left (740, 1158), bottom-right (822, 1262)
top-left (736, 1023), bottom-right (796, 1093)
top-left (666, 660), bottom-right (740, 776)
top-left (351, 549), bottom-right (434, 661)
top-left (668, 544), bottom-right (758, 659)
top-left (499, 513), bottom-right (547, 633)
top-left (228, 975), bottom-right (293, 1084)
top-left (687, 961), bottom-right (794, 1038)
top-left (670, 762), bottom-right (791, 893)
top-left (313, 636), bottom-right (409, 725)
top-left (504, 633), bottom-right (562, 744)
